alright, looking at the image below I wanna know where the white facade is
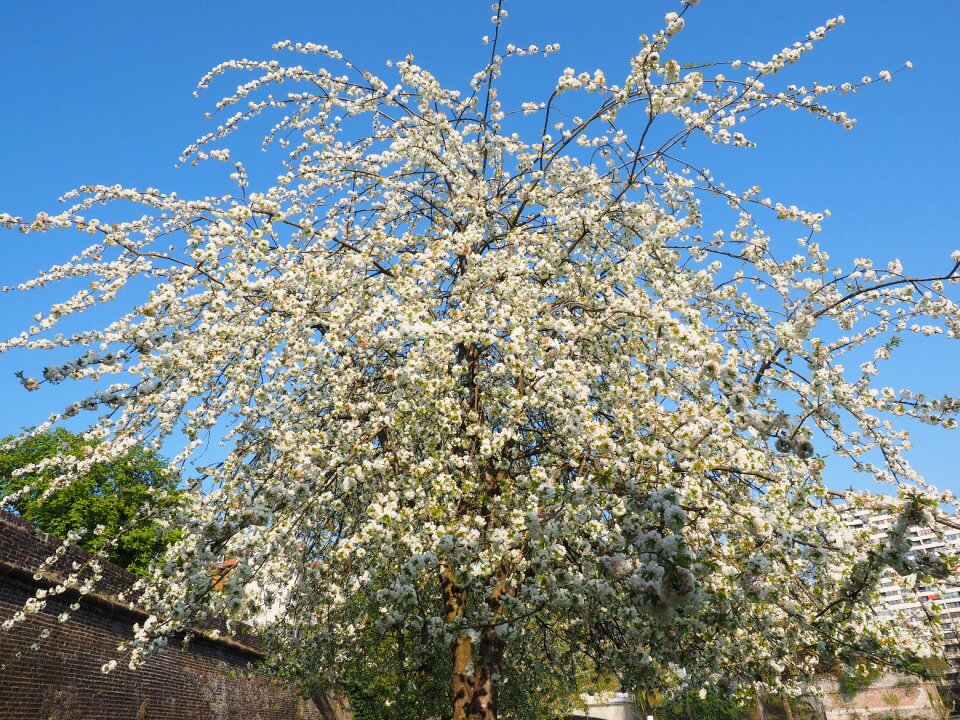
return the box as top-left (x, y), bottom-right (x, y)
top-left (569, 693), bottom-right (644, 720)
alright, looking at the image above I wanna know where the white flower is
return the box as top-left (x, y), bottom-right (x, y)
top-left (521, 102), bottom-right (540, 115)
top-left (664, 11), bottom-right (685, 34)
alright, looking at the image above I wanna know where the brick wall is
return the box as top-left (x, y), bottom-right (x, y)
top-left (0, 510), bottom-right (345, 720)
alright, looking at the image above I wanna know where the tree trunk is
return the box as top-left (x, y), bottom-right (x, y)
top-left (467, 624), bottom-right (505, 720)
top-left (443, 566), bottom-right (474, 720)
top-left (782, 695), bottom-right (794, 720)
top-left (451, 631), bottom-right (474, 720)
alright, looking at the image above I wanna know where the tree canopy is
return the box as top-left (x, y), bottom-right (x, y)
top-left (1, 3), bottom-right (959, 720)
top-left (0, 428), bottom-right (182, 576)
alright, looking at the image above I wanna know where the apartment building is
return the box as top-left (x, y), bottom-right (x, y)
top-left (845, 508), bottom-right (960, 680)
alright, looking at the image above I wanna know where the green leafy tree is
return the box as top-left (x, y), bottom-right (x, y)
top-left (0, 428), bottom-right (182, 576)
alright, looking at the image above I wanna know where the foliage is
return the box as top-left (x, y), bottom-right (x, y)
top-left (837, 666), bottom-right (883, 700)
top-left (656, 690), bottom-right (752, 720)
top-left (2, 2), bottom-right (959, 719)
top-left (905, 655), bottom-right (949, 680)
top-left (329, 618), bottom-right (452, 720)
top-left (833, 653), bottom-right (948, 701)
top-left (656, 691), bottom-right (817, 720)
top-left (284, 586), bottom-right (594, 719)
top-left (0, 428), bottom-right (182, 576)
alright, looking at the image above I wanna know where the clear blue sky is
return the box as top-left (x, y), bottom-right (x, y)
top-left (0, 1), bottom-right (957, 493)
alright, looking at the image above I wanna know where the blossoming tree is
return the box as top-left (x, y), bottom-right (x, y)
top-left (2, 3), bottom-right (959, 719)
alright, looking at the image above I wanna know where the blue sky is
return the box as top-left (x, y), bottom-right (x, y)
top-left (0, 1), bottom-right (957, 493)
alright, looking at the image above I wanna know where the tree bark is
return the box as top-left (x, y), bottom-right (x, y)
top-left (443, 566), bottom-right (473, 720)
top-left (782, 695), bottom-right (794, 720)
top-left (451, 631), bottom-right (474, 720)
top-left (467, 624), bottom-right (505, 720)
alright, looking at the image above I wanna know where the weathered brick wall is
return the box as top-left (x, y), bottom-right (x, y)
top-left (0, 510), bottom-right (344, 720)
